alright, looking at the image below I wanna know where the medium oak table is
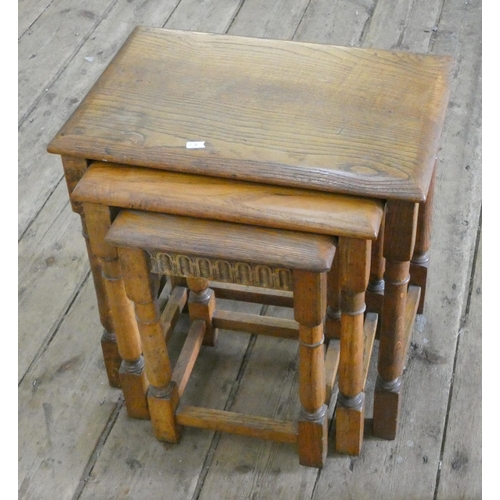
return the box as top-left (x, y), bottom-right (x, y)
top-left (47, 27), bottom-right (453, 441)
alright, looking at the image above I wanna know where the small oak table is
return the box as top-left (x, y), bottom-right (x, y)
top-left (72, 161), bottom-right (387, 464)
top-left (47, 27), bottom-right (453, 441)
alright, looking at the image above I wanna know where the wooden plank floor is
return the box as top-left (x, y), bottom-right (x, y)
top-left (18, 0), bottom-right (482, 498)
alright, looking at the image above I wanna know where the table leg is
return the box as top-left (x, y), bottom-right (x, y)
top-left (79, 217), bottom-right (123, 388)
top-left (325, 255), bottom-right (341, 340)
top-left (83, 202), bottom-right (149, 419)
top-left (119, 247), bottom-right (181, 442)
top-left (61, 156), bottom-right (122, 388)
top-left (294, 270), bottom-right (328, 468)
top-left (186, 278), bottom-right (218, 346)
top-left (411, 164), bottom-right (437, 314)
top-left (366, 210), bottom-right (385, 319)
top-left (336, 237), bottom-right (370, 455)
top-left (373, 200), bottom-right (418, 440)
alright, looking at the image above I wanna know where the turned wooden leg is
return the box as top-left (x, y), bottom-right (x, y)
top-left (119, 247), bottom-right (181, 442)
top-left (186, 277), bottom-right (218, 346)
top-left (411, 164), bottom-right (436, 314)
top-left (336, 238), bottom-right (370, 455)
top-left (325, 255), bottom-right (341, 340)
top-left (373, 200), bottom-right (418, 440)
top-left (81, 217), bottom-right (122, 388)
top-left (366, 211), bottom-right (385, 318)
top-left (61, 156), bottom-right (122, 388)
top-left (83, 203), bottom-right (149, 419)
top-left (293, 270), bottom-right (328, 468)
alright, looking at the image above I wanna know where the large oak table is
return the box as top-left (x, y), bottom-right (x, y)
top-left (48, 27), bottom-right (453, 441)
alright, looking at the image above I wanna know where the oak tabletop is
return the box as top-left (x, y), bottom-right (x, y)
top-left (48, 27), bottom-right (453, 202)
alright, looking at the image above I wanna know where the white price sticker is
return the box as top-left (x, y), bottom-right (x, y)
top-left (186, 141), bottom-right (205, 149)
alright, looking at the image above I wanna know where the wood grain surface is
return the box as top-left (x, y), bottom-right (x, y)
top-left (176, 406), bottom-right (298, 444)
top-left (106, 210), bottom-right (336, 272)
top-left (18, 0), bottom-right (481, 497)
top-left (72, 162), bottom-right (384, 239)
top-left (47, 26), bottom-right (453, 201)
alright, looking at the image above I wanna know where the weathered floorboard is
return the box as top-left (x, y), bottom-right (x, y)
top-left (18, 0), bottom-right (481, 498)
top-left (18, 0), bottom-right (54, 38)
top-left (195, 1), bottom-right (346, 494)
top-left (362, 0), bottom-right (444, 54)
top-left (399, 0), bottom-right (445, 53)
top-left (312, 0), bottom-right (482, 497)
top-left (437, 233), bottom-right (481, 499)
top-left (18, 185), bottom-right (88, 382)
top-left (198, 306), bottom-right (319, 500)
top-left (18, 0), bottom-right (180, 236)
top-left (165, 0), bottom-right (243, 33)
top-left (295, 0), bottom-right (374, 46)
top-left (227, 0), bottom-right (310, 39)
top-left (73, 2), bottom-right (266, 499)
top-left (18, 280), bottom-right (122, 500)
top-left (18, 0), bottom-right (185, 383)
top-left (78, 301), bottom-right (261, 499)
top-left (18, 0), bottom-right (117, 123)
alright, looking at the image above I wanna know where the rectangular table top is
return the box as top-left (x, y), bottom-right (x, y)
top-left (48, 27), bottom-right (453, 202)
top-left (72, 162), bottom-right (384, 239)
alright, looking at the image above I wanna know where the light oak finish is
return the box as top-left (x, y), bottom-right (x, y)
top-left (210, 282), bottom-right (294, 308)
top-left (186, 277), bottom-right (218, 346)
top-left (70, 161), bottom-right (382, 378)
top-left (361, 313), bottom-right (378, 390)
top-left (160, 285), bottom-right (188, 342)
top-left (109, 209), bottom-right (355, 468)
top-left (176, 406), bottom-right (298, 444)
top-left (336, 310), bottom-right (376, 455)
top-left (72, 163), bottom-right (383, 239)
top-left (336, 237), bottom-right (371, 455)
top-left (325, 254), bottom-right (341, 340)
top-left (374, 200), bottom-right (419, 440)
top-left (45, 27), bottom-right (446, 451)
top-left (106, 210), bottom-right (337, 274)
top-left (401, 286), bottom-right (422, 367)
top-left (48, 27), bottom-right (453, 202)
top-left (117, 245), bottom-right (181, 442)
top-left (19, 0), bottom-right (479, 497)
top-left (212, 310), bottom-right (299, 340)
top-left (372, 285), bottom-right (420, 443)
top-left (118, 247), bottom-right (172, 390)
top-left (70, 160), bottom-right (382, 347)
top-left (82, 202), bottom-right (148, 419)
top-left (81, 218), bottom-right (121, 387)
top-left (147, 383), bottom-right (181, 443)
top-left (324, 339), bottom-right (340, 404)
top-left (61, 156), bottom-right (122, 389)
top-left (61, 156), bottom-right (89, 215)
top-left (171, 319), bottom-right (206, 397)
top-left (368, 209), bottom-right (386, 294)
top-left (293, 271), bottom-right (328, 467)
top-left (411, 164), bottom-right (437, 313)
